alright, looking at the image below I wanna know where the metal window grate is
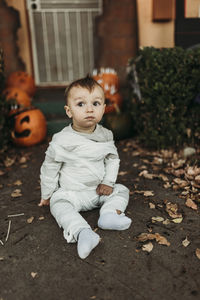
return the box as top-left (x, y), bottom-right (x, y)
top-left (26, 0), bottom-right (102, 86)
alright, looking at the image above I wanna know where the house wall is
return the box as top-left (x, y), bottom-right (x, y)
top-left (2, 0), bottom-right (184, 85)
top-left (137, 0), bottom-right (175, 48)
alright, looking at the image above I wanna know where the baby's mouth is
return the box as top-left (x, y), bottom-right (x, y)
top-left (85, 116), bottom-right (95, 119)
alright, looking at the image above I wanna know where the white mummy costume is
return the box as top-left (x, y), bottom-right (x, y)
top-left (40, 124), bottom-right (130, 243)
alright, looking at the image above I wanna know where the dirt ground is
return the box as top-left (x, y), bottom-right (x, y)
top-left (0, 138), bottom-right (200, 300)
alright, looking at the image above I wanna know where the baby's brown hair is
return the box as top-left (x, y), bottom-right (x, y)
top-left (64, 74), bottom-right (104, 104)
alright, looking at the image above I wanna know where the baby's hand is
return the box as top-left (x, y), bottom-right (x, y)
top-left (96, 184), bottom-right (113, 196)
top-left (38, 199), bottom-right (50, 207)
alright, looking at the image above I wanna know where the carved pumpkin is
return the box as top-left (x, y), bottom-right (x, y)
top-left (3, 87), bottom-right (31, 115)
top-left (11, 108), bottom-right (47, 147)
top-left (105, 92), bottom-right (123, 114)
top-left (93, 68), bottom-right (119, 95)
top-left (6, 71), bottom-right (36, 97)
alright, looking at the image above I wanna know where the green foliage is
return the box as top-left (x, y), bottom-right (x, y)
top-left (127, 47), bottom-right (200, 149)
top-left (0, 49), bottom-right (12, 149)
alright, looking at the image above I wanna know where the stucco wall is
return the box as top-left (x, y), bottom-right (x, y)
top-left (137, 0), bottom-right (175, 48)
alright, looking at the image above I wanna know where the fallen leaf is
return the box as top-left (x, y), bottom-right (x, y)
top-left (137, 232), bottom-right (170, 246)
top-left (11, 189), bottom-right (22, 198)
top-left (162, 219), bottom-right (170, 225)
top-left (118, 171), bottom-right (128, 176)
top-left (158, 174), bottom-right (169, 182)
top-left (163, 182), bottom-right (171, 189)
top-left (31, 272), bottom-right (38, 278)
top-left (144, 191), bottom-right (154, 197)
top-left (165, 202), bottom-right (182, 219)
top-left (0, 170), bottom-right (5, 176)
top-left (4, 157), bottom-right (16, 167)
top-left (185, 198), bottom-right (198, 210)
top-left (27, 216), bottom-right (34, 224)
top-left (13, 180), bottom-right (22, 186)
top-left (173, 178), bottom-right (189, 188)
top-left (149, 202), bottom-right (155, 209)
top-left (196, 248), bottom-right (200, 259)
top-left (171, 217), bottom-right (183, 223)
top-left (139, 170), bottom-right (156, 179)
top-left (142, 242), bottom-right (153, 253)
top-left (151, 216), bottom-right (165, 223)
top-left (19, 156), bottom-right (27, 164)
top-left (182, 237), bottom-right (190, 247)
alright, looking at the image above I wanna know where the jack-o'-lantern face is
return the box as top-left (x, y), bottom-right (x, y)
top-left (105, 92), bottom-right (123, 114)
top-left (6, 71), bottom-right (36, 97)
top-left (3, 87), bottom-right (31, 115)
top-left (93, 68), bottom-right (119, 95)
top-left (12, 108), bottom-right (47, 147)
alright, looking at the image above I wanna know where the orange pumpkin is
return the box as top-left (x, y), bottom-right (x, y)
top-left (6, 71), bottom-right (36, 97)
top-left (105, 92), bottom-right (123, 114)
top-left (11, 108), bottom-right (47, 147)
top-left (3, 87), bottom-right (31, 115)
top-left (93, 68), bottom-right (119, 95)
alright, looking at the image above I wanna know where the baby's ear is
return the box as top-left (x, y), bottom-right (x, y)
top-left (64, 105), bottom-right (72, 118)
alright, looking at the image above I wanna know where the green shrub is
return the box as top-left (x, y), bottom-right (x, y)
top-left (127, 47), bottom-right (200, 149)
top-left (0, 49), bottom-right (12, 149)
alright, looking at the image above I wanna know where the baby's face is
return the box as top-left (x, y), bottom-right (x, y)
top-left (64, 85), bottom-right (105, 133)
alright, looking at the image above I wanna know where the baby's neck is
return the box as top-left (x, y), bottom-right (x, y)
top-left (72, 124), bottom-right (96, 134)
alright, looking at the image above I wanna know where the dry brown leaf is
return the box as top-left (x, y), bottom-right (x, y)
top-left (132, 151), bottom-right (140, 156)
top-left (195, 248), bottom-right (200, 259)
top-left (171, 217), bottom-right (183, 223)
top-left (4, 157), bottom-right (16, 167)
top-left (13, 180), bottom-right (22, 186)
top-left (0, 170), bottom-right (5, 176)
top-left (173, 178), bottom-right (189, 188)
top-left (149, 202), bottom-right (155, 209)
top-left (139, 170), bottom-right (156, 180)
top-left (31, 272), bottom-right (38, 278)
top-left (182, 237), bottom-right (190, 247)
top-left (151, 216), bottom-right (164, 223)
top-left (27, 216), bottom-right (34, 224)
top-left (137, 232), bottom-right (170, 246)
top-left (162, 219), bottom-right (170, 225)
top-left (144, 191), bottom-right (154, 197)
top-left (166, 202), bottom-right (182, 219)
top-left (158, 174), bottom-right (169, 182)
top-left (185, 198), bottom-right (198, 210)
top-left (19, 156), bottom-right (27, 164)
top-left (11, 189), bottom-right (22, 198)
top-left (118, 171), bottom-right (128, 176)
top-left (172, 159), bottom-right (185, 169)
top-left (195, 175), bottom-right (200, 184)
top-left (152, 157), bottom-right (163, 165)
top-left (163, 182), bottom-right (171, 189)
top-left (142, 242), bottom-right (153, 253)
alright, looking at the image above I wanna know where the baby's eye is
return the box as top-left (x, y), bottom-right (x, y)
top-left (77, 102), bottom-right (84, 107)
top-left (93, 101), bottom-right (101, 106)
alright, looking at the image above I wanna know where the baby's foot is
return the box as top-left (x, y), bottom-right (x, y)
top-left (77, 228), bottom-right (100, 259)
top-left (98, 212), bottom-right (132, 230)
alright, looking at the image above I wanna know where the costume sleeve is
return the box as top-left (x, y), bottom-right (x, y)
top-left (101, 153), bottom-right (120, 187)
top-left (101, 125), bottom-right (120, 189)
top-left (40, 144), bottom-right (62, 200)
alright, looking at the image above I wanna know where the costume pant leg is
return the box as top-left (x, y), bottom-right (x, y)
top-left (50, 199), bottom-right (91, 243)
top-left (99, 184), bottom-right (129, 215)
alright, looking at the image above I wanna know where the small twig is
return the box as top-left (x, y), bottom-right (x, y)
top-left (7, 213), bottom-right (25, 218)
top-left (5, 220), bottom-right (11, 242)
top-left (0, 239), bottom-right (4, 246)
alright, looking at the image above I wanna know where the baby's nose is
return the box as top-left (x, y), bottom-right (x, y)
top-left (86, 104), bottom-right (94, 112)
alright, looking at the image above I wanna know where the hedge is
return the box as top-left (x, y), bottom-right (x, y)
top-left (127, 47), bottom-right (200, 149)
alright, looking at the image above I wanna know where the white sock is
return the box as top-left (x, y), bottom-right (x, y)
top-left (77, 228), bottom-right (100, 259)
top-left (98, 212), bottom-right (132, 230)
